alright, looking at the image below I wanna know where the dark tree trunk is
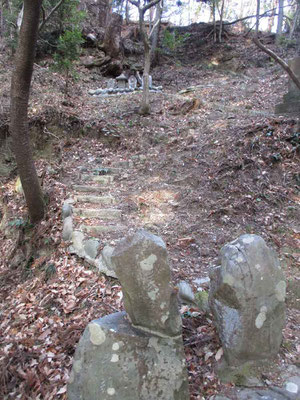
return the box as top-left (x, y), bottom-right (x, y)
top-left (10, 0), bottom-right (45, 223)
top-left (103, 12), bottom-right (123, 59)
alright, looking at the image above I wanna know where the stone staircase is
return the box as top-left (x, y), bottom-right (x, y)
top-left (62, 161), bottom-right (131, 277)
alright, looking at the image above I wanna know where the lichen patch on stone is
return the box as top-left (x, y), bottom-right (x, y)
top-left (73, 359), bottom-right (82, 373)
top-left (88, 322), bottom-right (106, 345)
top-left (223, 273), bottom-right (234, 286)
top-left (111, 354), bottom-right (119, 362)
top-left (242, 236), bottom-right (255, 244)
top-left (107, 387), bottom-right (116, 395)
top-left (255, 310), bottom-right (267, 329)
top-left (112, 342), bottom-right (119, 351)
top-left (275, 280), bottom-right (286, 302)
top-left (140, 254), bottom-right (157, 271)
top-left (286, 382), bottom-right (298, 393)
top-left (148, 288), bottom-right (158, 301)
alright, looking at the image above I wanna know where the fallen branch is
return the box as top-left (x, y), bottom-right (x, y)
top-left (253, 37), bottom-right (300, 91)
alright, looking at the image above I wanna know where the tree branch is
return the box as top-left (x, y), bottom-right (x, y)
top-left (149, 14), bottom-right (160, 39)
top-left (224, 4), bottom-right (293, 26)
top-left (253, 37), bottom-right (300, 91)
top-left (38, 0), bottom-right (65, 32)
top-left (142, 0), bottom-right (161, 13)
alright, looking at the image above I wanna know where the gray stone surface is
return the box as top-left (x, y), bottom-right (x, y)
top-left (74, 195), bottom-right (115, 204)
top-left (275, 57), bottom-right (300, 117)
top-left (72, 184), bottom-right (110, 193)
top-left (209, 234), bottom-right (286, 366)
top-left (82, 174), bottom-right (114, 184)
top-left (62, 202), bottom-right (72, 219)
top-left (68, 312), bottom-right (189, 400)
top-left (81, 224), bottom-right (125, 235)
top-left (237, 387), bottom-right (295, 400)
top-left (107, 78), bottom-right (115, 89)
top-left (128, 75), bottom-right (137, 90)
top-left (62, 216), bottom-right (73, 241)
top-left (111, 229), bottom-right (182, 337)
top-left (69, 231), bottom-right (85, 258)
top-left (96, 245), bottom-right (117, 278)
top-left (84, 239), bottom-right (100, 260)
top-left (72, 208), bottom-right (121, 219)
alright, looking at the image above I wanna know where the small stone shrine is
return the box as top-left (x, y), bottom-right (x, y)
top-left (88, 72), bottom-right (162, 96)
top-left (209, 234), bottom-right (286, 367)
top-left (275, 57), bottom-right (300, 116)
top-left (68, 229), bottom-right (189, 400)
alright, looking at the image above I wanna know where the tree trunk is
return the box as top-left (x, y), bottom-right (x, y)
top-left (103, 12), bottom-right (123, 58)
top-left (267, 0), bottom-right (277, 32)
top-left (256, 0), bottom-right (260, 36)
top-left (125, 0), bottom-right (130, 24)
top-left (213, 0), bottom-right (216, 43)
top-left (139, 8), bottom-right (151, 115)
top-left (290, 2), bottom-right (300, 39)
top-left (276, 0), bottom-right (284, 40)
top-left (219, 0), bottom-right (225, 42)
top-left (150, 0), bottom-right (163, 66)
top-left (10, 0), bottom-right (45, 223)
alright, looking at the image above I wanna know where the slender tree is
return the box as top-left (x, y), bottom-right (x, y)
top-left (10, 0), bottom-right (45, 223)
top-left (150, 0), bottom-right (163, 66)
top-left (256, 0), bottom-right (261, 35)
top-left (129, 0), bottom-right (161, 115)
top-left (276, 0), bottom-right (284, 40)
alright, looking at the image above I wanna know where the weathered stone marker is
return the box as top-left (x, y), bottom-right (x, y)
top-left (68, 229), bottom-right (189, 400)
top-left (209, 234), bottom-right (286, 367)
top-left (275, 57), bottom-right (300, 116)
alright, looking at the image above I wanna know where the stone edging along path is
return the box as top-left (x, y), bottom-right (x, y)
top-left (61, 161), bottom-right (132, 278)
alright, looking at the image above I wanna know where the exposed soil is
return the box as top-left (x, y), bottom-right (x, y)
top-left (0, 30), bottom-right (299, 399)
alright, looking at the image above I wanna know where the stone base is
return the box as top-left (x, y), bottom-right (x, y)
top-left (275, 101), bottom-right (300, 116)
top-left (68, 312), bottom-right (189, 400)
top-left (275, 91), bottom-right (300, 116)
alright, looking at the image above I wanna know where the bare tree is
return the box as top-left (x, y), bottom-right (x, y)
top-left (256, 0), bottom-right (261, 35)
top-left (129, 0), bottom-right (161, 115)
top-left (150, 0), bottom-right (163, 66)
top-left (10, 0), bottom-right (45, 223)
top-left (289, 0), bottom-right (300, 40)
top-left (276, 0), bottom-right (284, 40)
top-left (218, 0), bottom-right (225, 42)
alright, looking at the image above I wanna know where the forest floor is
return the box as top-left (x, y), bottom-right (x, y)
top-left (0, 30), bottom-right (299, 399)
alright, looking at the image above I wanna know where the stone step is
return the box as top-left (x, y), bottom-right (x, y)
top-left (72, 185), bottom-right (110, 193)
top-left (81, 175), bottom-right (114, 184)
top-left (74, 195), bottom-right (115, 205)
top-left (91, 167), bottom-right (122, 175)
top-left (80, 224), bottom-right (125, 235)
top-left (73, 208), bottom-right (121, 220)
top-left (110, 160), bottom-right (133, 168)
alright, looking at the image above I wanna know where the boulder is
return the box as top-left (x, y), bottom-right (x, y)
top-left (111, 229), bottom-right (182, 337)
top-left (96, 245), bottom-right (117, 278)
top-left (68, 312), bottom-right (189, 400)
top-left (62, 216), bottom-right (73, 241)
top-left (209, 234), bottom-right (286, 366)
